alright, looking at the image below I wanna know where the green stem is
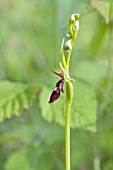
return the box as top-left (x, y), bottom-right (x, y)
top-left (65, 82), bottom-right (73, 170)
top-left (65, 101), bottom-right (71, 170)
top-left (61, 13), bottom-right (79, 170)
top-left (67, 52), bottom-right (71, 72)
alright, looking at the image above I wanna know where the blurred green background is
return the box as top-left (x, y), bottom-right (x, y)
top-left (0, 0), bottom-right (113, 170)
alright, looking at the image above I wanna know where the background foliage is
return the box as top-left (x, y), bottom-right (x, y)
top-left (0, 0), bottom-right (113, 169)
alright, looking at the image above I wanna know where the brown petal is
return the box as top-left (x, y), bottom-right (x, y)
top-left (48, 90), bottom-right (60, 103)
top-left (52, 71), bottom-right (64, 79)
top-left (56, 79), bottom-right (64, 92)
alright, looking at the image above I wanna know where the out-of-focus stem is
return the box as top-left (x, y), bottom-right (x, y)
top-left (94, 155), bottom-right (101, 170)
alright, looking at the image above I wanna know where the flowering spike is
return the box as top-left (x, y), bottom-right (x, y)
top-left (48, 13), bottom-right (80, 170)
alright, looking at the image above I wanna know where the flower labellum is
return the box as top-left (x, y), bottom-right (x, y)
top-left (48, 71), bottom-right (64, 103)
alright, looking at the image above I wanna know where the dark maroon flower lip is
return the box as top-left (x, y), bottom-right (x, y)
top-left (48, 71), bottom-right (64, 104)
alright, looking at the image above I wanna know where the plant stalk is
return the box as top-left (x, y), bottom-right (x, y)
top-left (60, 13), bottom-right (79, 170)
top-left (94, 156), bottom-right (101, 170)
top-left (65, 82), bottom-right (73, 170)
top-left (65, 100), bottom-right (71, 170)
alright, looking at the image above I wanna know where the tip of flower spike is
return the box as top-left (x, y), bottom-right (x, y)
top-left (75, 13), bottom-right (80, 20)
top-left (70, 13), bottom-right (80, 22)
top-left (70, 14), bottom-right (76, 22)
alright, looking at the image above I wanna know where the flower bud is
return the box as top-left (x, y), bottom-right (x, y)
top-left (70, 14), bottom-right (76, 23)
top-left (75, 13), bottom-right (80, 21)
top-left (74, 20), bottom-right (79, 30)
top-left (63, 39), bottom-right (72, 52)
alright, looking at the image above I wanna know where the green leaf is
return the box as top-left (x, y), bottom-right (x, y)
top-left (0, 81), bottom-right (37, 122)
top-left (39, 81), bottom-right (97, 132)
top-left (5, 147), bottom-right (53, 170)
top-left (74, 61), bottom-right (108, 86)
top-left (71, 130), bottom-right (94, 167)
top-left (91, 0), bottom-right (113, 23)
top-left (27, 146), bottom-right (53, 170)
top-left (90, 23), bottom-right (108, 53)
top-left (5, 149), bottom-right (34, 170)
